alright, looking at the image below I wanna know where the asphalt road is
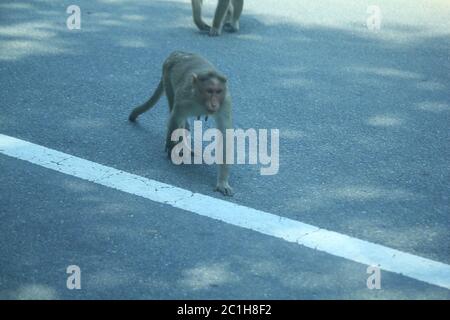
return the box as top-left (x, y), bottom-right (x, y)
top-left (0, 0), bottom-right (449, 299)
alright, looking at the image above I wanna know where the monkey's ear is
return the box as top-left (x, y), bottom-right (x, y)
top-left (217, 74), bottom-right (227, 83)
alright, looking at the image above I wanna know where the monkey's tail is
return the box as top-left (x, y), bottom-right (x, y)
top-left (128, 79), bottom-right (164, 122)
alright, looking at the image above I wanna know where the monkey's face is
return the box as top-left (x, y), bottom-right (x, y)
top-left (194, 74), bottom-right (227, 113)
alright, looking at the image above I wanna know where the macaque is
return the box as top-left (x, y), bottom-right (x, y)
top-left (191, 0), bottom-right (244, 36)
top-left (129, 51), bottom-right (234, 196)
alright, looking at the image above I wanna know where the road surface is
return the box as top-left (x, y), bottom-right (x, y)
top-left (0, 0), bottom-right (449, 299)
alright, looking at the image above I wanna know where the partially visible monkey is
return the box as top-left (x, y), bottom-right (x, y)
top-left (129, 51), bottom-right (234, 196)
top-left (191, 0), bottom-right (244, 36)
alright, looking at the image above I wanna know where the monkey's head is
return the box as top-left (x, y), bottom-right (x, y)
top-left (193, 71), bottom-right (227, 113)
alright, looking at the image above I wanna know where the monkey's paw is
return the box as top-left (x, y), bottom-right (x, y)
top-left (215, 182), bottom-right (234, 196)
top-left (223, 22), bottom-right (239, 33)
top-left (209, 28), bottom-right (221, 37)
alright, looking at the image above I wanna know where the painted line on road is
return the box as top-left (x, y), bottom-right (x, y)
top-left (1, 133), bottom-right (450, 290)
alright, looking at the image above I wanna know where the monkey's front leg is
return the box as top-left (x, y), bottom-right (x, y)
top-left (165, 111), bottom-right (187, 158)
top-left (210, 0), bottom-right (232, 36)
top-left (228, 0), bottom-right (243, 32)
top-left (192, 0), bottom-right (211, 31)
top-left (216, 161), bottom-right (233, 196)
top-left (214, 109), bottom-right (233, 196)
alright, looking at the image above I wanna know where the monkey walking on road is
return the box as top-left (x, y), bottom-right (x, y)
top-left (129, 51), bottom-right (234, 196)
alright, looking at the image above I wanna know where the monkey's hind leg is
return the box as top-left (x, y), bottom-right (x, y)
top-left (191, 0), bottom-right (211, 32)
top-left (224, 0), bottom-right (243, 33)
top-left (129, 79), bottom-right (164, 122)
top-left (209, 0), bottom-right (232, 36)
top-left (165, 109), bottom-right (187, 158)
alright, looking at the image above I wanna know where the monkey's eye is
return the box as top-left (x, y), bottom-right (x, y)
top-left (206, 89), bottom-right (214, 94)
top-left (216, 90), bottom-right (222, 94)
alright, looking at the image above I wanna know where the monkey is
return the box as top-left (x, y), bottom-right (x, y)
top-left (129, 51), bottom-right (234, 196)
top-left (191, 0), bottom-right (244, 36)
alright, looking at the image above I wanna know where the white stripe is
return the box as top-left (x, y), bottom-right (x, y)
top-left (1, 133), bottom-right (449, 290)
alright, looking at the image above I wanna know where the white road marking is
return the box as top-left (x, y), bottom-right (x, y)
top-left (1, 133), bottom-right (450, 290)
